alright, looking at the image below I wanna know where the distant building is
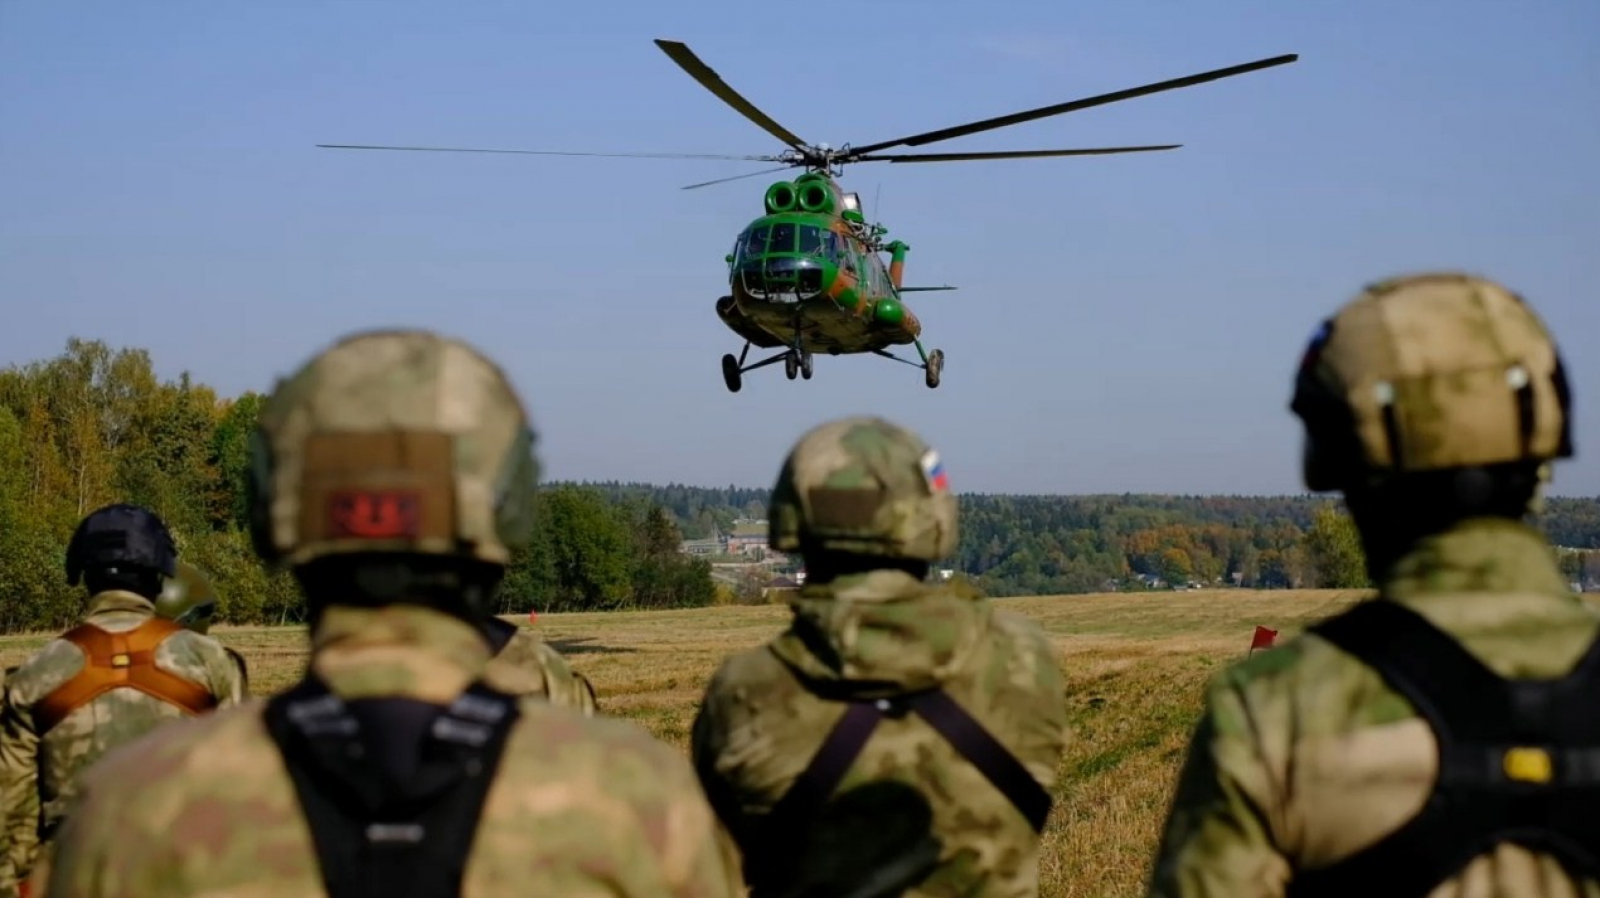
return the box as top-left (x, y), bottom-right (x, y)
top-left (678, 518), bottom-right (785, 563)
top-left (726, 519), bottom-right (768, 555)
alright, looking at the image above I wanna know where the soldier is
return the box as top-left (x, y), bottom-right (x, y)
top-left (691, 416), bottom-right (1070, 898)
top-left (481, 615), bottom-right (599, 714)
top-left (0, 504), bottom-right (245, 898)
top-left (155, 561), bottom-right (251, 693)
top-left (41, 329), bottom-right (741, 897)
top-left (1145, 272), bottom-right (1588, 896)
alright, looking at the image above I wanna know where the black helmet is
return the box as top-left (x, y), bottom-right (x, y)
top-left (65, 503), bottom-right (177, 587)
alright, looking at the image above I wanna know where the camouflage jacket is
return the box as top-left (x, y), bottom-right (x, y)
top-left (0, 590), bottom-right (244, 897)
top-left (692, 569), bottom-right (1070, 898)
top-left (1146, 518), bottom-right (1600, 897)
top-left (481, 617), bottom-right (599, 715)
top-left (39, 604), bottom-right (743, 898)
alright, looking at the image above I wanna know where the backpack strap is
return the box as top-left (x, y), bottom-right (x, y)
top-left (262, 674), bottom-right (520, 898)
top-left (904, 690), bottom-right (1053, 832)
top-left (1289, 599), bottom-right (1600, 897)
top-left (749, 685), bottom-right (1053, 896)
top-left (747, 700), bottom-right (886, 894)
top-left (34, 618), bottom-right (217, 734)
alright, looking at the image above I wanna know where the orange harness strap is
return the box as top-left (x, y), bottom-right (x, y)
top-left (32, 617), bottom-right (217, 734)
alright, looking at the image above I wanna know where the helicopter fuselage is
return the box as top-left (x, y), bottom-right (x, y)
top-left (715, 183), bottom-right (921, 355)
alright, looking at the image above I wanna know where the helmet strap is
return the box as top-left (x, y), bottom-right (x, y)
top-left (802, 549), bottom-right (929, 585)
top-left (293, 555), bottom-right (504, 632)
top-left (83, 567), bottom-right (163, 601)
top-left (1344, 462), bottom-right (1543, 580)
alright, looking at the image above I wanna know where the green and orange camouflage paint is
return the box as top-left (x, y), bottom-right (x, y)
top-left (715, 171), bottom-right (947, 391)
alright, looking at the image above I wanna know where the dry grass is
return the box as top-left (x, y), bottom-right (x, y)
top-left (0, 588), bottom-right (1367, 897)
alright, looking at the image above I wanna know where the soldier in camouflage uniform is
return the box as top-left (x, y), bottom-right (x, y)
top-left (0, 504), bottom-right (245, 898)
top-left (41, 329), bottom-right (741, 898)
top-left (1146, 272), bottom-right (1592, 897)
top-left (156, 561), bottom-right (252, 693)
top-left (481, 615), bottom-right (600, 714)
top-left (692, 416), bottom-right (1070, 898)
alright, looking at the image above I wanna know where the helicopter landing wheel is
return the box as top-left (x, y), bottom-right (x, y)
top-left (800, 351), bottom-right (814, 379)
top-left (924, 349), bottom-right (944, 389)
top-left (721, 354), bottom-right (743, 393)
top-left (785, 350), bottom-right (799, 380)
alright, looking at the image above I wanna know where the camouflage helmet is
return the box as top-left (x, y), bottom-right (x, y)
top-left (155, 561), bottom-right (219, 634)
top-left (1291, 272), bottom-right (1574, 492)
top-left (768, 416), bottom-right (957, 561)
top-left (246, 329), bottom-right (540, 569)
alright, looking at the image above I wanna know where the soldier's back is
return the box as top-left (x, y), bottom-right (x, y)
top-left (1147, 520), bottom-right (1600, 897)
top-left (695, 576), bottom-right (1068, 898)
top-left (44, 693), bottom-right (741, 897)
top-left (3, 602), bottom-right (242, 835)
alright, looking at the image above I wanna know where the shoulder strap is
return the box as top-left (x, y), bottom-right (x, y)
top-left (224, 647), bottom-right (250, 695)
top-left (746, 701), bottom-right (885, 895)
top-left (34, 618), bottom-right (217, 734)
top-left (263, 674), bottom-right (521, 898)
top-left (906, 690), bottom-right (1053, 832)
top-left (1291, 600), bottom-right (1600, 897)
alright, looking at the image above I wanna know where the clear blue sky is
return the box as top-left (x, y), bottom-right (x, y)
top-left (2, 0), bottom-right (1596, 496)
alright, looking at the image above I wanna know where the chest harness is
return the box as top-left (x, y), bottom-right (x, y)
top-left (33, 617), bottom-right (216, 735)
top-left (262, 675), bottom-right (520, 898)
top-left (744, 680), bottom-right (1052, 896)
top-left (1288, 598), bottom-right (1600, 897)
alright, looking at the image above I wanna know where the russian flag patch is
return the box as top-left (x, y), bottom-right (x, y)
top-left (921, 449), bottom-right (948, 492)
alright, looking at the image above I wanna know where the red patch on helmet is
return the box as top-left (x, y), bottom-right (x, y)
top-left (327, 490), bottom-right (421, 539)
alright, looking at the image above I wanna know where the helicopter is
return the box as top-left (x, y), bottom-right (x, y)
top-left (318, 39), bottom-right (1298, 392)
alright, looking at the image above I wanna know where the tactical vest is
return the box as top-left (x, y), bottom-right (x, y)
top-left (1288, 599), bottom-right (1600, 897)
top-left (745, 685), bottom-right (1052, 896)
top-left (262, 674), bottom-right (521, 898)
top-left (33, 617), bottom-right (217, 734)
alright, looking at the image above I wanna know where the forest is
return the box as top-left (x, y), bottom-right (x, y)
top-left (0, 338), bottom-right (1596, 632)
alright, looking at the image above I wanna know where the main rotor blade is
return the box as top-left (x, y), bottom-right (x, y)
top-left (653, 39), bottom-right (809, 150)
top-left (681, 165), bottom-right (796, 190)
top-left (845, 53), bottom-right (1298, 156)
top-left (317, 144), bottom-right (782, 161)
top-left (854, 145), bottom-right (1181, 162)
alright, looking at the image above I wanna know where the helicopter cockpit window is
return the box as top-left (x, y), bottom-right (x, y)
top-left (767, 223), bottom-right (796, 253)
top-left (797, 225), bottom-right (823, 256)
top-left (742, 225), bottom-right (769, 258)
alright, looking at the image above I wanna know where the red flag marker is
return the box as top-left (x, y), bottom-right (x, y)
top-left (1249, 625), bottom-right (1278, 654)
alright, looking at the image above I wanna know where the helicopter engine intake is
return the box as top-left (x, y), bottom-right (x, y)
top-left (764, 181), bottom-right (797, 214)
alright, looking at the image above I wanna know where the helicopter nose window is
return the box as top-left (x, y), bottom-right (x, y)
top-left (797, 225), bottom-right (823, 256)
top-left (768, 223), bottom-right (795, 253)
top-left (742, 225), bottom-right (769, 257)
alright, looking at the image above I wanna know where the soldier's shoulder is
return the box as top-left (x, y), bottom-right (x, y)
top-left (501, 698), bottom-right (696, 783)
top-left (1197, 607), bottom-right (1412, 737)
top-left (161, 627), bottom-right (233, 657)
top-left (988, 605), bottom-right (1055, 652)
top-left (706, 640), bottom-right (790, 692)
top-left (5, 637), bottom-right (88, 698)
top-left (76, 699), bottom-right (273, 797)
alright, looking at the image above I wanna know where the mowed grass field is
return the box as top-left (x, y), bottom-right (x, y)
top-left (0, 588), bottom-right (1369, 897)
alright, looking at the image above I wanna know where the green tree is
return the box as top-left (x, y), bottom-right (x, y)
top-left (540, 485), bottom-right (635, 610)
top-left (1304, 504), bottom-right (1369, 588)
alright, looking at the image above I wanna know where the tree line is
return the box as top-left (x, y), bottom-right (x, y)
top-left (1, 338), bottom-right (1596, 632)
top-left (0, 339), bottom-right (714, 633)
